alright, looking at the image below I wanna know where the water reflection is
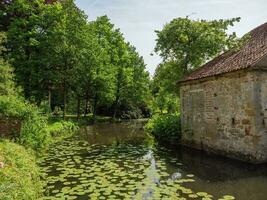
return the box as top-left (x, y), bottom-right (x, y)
top-left (81, 122), bottom-right (267, 200)
top-left (40, 122), bottom-right (267, 200)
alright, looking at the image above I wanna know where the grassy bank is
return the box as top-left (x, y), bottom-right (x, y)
top-left (0, 141), bottom-right (42, 200)
top-left (0, 121), bottom-right (79, 200)
top-left (0, 96), bottom-right (79, 199)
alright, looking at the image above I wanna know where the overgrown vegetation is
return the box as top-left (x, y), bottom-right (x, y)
top-left (145, 114), bottom-right (181, 144)
top-left (0, 29), bottom-right (78, 199)
top-left (0, 83), bottom-right (79, 152)
top-left (0, 140), bottom-right (42, 200)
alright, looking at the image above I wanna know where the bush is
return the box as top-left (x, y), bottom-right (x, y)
top-left (145, 113), bottom-right (181, 143)
top-left (47, 120), bottom-right (79, 138)
top-left (0, 140), bottom-right (42, 200)
top-left (0, 96), bottom-right (79, 151)
top-left (0, 95), bottom-right (52, 151)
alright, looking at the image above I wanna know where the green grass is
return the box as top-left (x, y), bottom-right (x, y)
top-left (47, 120), bottom-right (79, 142)
top-left (0, 140), bottom-right (43, 200)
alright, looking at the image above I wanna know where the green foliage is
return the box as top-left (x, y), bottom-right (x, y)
top-left (0, 95), bottom-right (78, 151)
top-left (2, 0), bottom-right (62, 100)
top-left (0, 95), bottom-right (51, 150)
top-left (152, 89), bottom-right (179, 114)
top-left (153, 61), bottom-right (182, 94)
top-left (1, 1), bottom-right (151, 119)
top-left (47, 120), bottom-right (79, 138)
top-left (0, 32), bottom-right (16, 96)
top-left (145, 114), bottom-right (181, 142)
top-left (151, 17), bottom-right (243, 114)
top-left (155, 17), bottom-right (242, 74)
top-left (0, 140), bottom-right (42, 200)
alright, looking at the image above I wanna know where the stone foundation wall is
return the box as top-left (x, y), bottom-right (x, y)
top-left (0, 118), bottom-right (21, 138)
top-left (180, 70), bottom-right (267, 163)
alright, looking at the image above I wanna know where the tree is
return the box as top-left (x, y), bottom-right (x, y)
top-left (151, 62), bottom-right (180, 114)
top-left (2, 0), bottom-right (63, 102)
top-left (2, 1), bottom-right (152, 120)
top-left (155, 17), bottom-right (242, 76)
top-left (0, 32), bottom-right (15, 96)
top-left (71, 19), bottom-right (113, 121)
top-left (152, 17), bottom-right (243, 113)
top-left (44, 0), bottom-right (88, 118)
top-left (118, 44), bottom-right (151, 118)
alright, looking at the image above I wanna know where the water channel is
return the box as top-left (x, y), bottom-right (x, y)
top-left (39, 121), bottom-right (267, 200)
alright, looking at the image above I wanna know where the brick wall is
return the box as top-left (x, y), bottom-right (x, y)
top-left (180, 70), bottom-right (267, 163)
top-left (0, 118), bottom-right (21, 138)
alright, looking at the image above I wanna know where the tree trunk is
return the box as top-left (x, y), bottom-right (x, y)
top-left (63, 86), bottom-right (67, 119)
top-left (48, 89), bottom-right (52, 112)
top-left (77, 97), bottom-right (81, 120)
top-left (112, 75), bottom-right (121, 120)
top-left (113, 96), bottom-right (119, 120)
top-left (84, 97), bottom-right (88, 117)
top-left (92, 94), bottom-right (98, 124)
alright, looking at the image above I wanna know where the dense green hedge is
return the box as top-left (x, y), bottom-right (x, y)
top-left (0, 140), bottom-right (42, 200)
top-left (145, 113), bottom-right (181, 143)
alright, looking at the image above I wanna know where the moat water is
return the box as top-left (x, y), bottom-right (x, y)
top-left (39, 122), bottom-right (267, 200)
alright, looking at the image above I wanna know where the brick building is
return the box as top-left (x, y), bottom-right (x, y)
top-left (179, 22), bottom-right (267, 163)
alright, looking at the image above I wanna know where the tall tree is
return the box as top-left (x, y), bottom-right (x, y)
top-left (152, 17), bottom-right (243, 113)
top-left (71, 20), bottom-right (112, 121)
top-left (0, 32), bottom-right (15, 96)
top-left (46, 0), bottom-right (87, 118)
top-left (2, 0), bottom-right (63, 102)
top-left (89, 16), bottom-right (117, 123)
top-left (155, 17), bottom-right (242, 76)
top-left (115, 44), bottom-right (151, 118)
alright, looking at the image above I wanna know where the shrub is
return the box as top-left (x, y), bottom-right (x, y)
top-left (0, 95), bottom-right (52, 151)
top-left (0, 96), bottom-right (79, 151)
top-left (47, 120), bottom-right (79, 138)
top-left (145, 113), bottom-right (181, 143)
top-left (0, 140), bottom-right (42, 200)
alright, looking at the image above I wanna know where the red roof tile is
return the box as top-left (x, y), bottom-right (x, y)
top-left (179, 22), bottom-right (267, 83)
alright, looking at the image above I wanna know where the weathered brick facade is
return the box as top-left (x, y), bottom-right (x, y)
top-left (180, 69), bottom-right (267, 163)
top-left (179, 22), bottom-right (267, 163)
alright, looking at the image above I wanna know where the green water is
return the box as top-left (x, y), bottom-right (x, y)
top-left (39, 122), bottom-right (267, 200)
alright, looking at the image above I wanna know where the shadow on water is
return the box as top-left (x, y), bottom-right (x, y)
top-left (83, 122), bottom-right (267, 200)
top-left (40, 121), bottom-right (267, 200)
top-left (161, 143), bottom-right (267, 182)
top-left (154, 139), bottom-right (267, 200)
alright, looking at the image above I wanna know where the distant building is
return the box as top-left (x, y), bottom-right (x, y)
top-left (179, 23), bottom-right (267, 163)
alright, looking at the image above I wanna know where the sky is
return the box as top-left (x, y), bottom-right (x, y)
top-left (75, 0), bottom-right (267, 76)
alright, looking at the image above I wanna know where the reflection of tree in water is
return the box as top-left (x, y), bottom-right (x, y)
top-left (81, 122), bottom-right (153, 147)
top-left (40, 123), bottom-right (267, 200)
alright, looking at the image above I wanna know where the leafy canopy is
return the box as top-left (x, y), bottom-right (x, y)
top-left (154, 17), bottom-right (242, 75)
top-left (151, 17), bottom-right (243, 113)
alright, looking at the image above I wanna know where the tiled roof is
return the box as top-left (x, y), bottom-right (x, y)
top-left (179, 22), bottom-right (267, 83)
